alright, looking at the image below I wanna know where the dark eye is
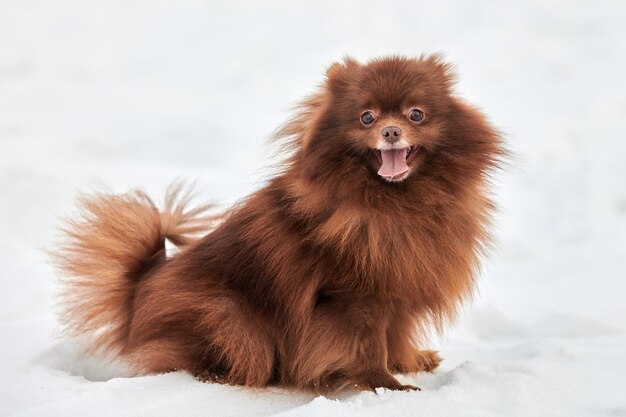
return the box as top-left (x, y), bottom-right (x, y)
top-left (360, 111), bottom-right (376, 126)
top-left (408, 108), bottom-right (425, 123)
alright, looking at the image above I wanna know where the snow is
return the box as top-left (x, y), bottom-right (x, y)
top-left (1, 0), bottom-right (625, 415)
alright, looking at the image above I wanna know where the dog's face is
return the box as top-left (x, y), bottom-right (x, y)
top-left (284, 56), bottom-right (500, 190)
top-left (325, 56), bottom-right (455, 183)
top-left (294, 56), bottom-right (460, 184)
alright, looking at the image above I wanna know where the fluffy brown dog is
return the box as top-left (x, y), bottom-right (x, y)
top-left (55, 55), bottom-right (504, 392)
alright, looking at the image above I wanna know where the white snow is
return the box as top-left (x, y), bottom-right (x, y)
top-left (1, 1), bottom-right (625, 416)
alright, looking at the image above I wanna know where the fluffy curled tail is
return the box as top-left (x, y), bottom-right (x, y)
top-left (52, 183), bottom-right (217, 354)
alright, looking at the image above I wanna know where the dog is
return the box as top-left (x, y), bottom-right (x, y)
top-left (54, 55), bottom-right (504, 392)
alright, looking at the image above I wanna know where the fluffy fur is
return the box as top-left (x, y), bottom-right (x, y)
top-left (53, 55), bottom-right (505, 392)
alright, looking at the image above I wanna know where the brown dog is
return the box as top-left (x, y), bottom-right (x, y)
top-left (54, 55), bottom-right (504, 392)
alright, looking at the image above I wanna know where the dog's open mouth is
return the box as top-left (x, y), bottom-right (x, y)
top-left (374, 146), bottom-right (419, 181)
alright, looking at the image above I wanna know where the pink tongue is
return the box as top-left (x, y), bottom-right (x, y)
top-left (378, 149), bottom-right (409, 178)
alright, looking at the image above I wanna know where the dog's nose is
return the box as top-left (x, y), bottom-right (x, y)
top-left (381, 126), bottom-right (402, 144)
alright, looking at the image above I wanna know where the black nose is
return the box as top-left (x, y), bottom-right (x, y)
top-left (381, 126), bottom-right (402, 144)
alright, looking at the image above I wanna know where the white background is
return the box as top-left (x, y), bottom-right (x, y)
top-left (1, 1), bottom-right (625, 416)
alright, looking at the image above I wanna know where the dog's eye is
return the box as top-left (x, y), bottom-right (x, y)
top-left (360, 111), bottom-right (376, 126)
top-left (408, 108), bottom-right (425, 123)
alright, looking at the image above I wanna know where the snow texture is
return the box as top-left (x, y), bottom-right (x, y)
top-left (1, 1), bottom-right (625, 416)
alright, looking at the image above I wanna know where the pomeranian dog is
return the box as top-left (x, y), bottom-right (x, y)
top-left (54, 55), bottom-right (504, 392)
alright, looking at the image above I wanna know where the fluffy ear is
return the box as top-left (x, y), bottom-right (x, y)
top-left (325, 57), bottom-right (360, 93)
top-left (273, 57), bottom-right (360, 154)
top-left (273, 90), bottom-right (328, 149)
top-left (421, 54), bottom-right (456, 90)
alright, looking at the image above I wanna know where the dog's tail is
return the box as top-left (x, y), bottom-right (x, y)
top-left (52, 183), bottom-right (217, 354)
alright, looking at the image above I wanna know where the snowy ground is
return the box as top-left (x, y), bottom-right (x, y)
top-left (1, 1), bottom-right (626, 416)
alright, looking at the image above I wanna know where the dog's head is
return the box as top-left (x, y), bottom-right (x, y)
top-left (279, 55), bottom-right (503, 188)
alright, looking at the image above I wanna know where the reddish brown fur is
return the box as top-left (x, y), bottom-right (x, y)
top-left (53, 55), bottom-right (505, 392)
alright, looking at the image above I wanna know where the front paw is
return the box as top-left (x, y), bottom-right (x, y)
top-left (354, 370), bottom-right (421, 392)
top-left (416, 350), bottom-right (441, 372)
top-left (390, 349), bottom-right (442, 374)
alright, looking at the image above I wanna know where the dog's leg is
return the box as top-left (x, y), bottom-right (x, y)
top-left (124, 278), bottom-right (276, 387)
top-left (386, 310), bottom-right (441, 374)
top-left (290, 298), bottom-right (418, 392)
top-left (196, 293), bottom-right (276, 387)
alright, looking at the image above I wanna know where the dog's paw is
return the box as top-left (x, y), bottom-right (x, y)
top-left (415, 350), bottom-right (442, 373)
top-left (353, 370), bottom-right (421, 392)
top-left (389, 349), bottom-right (442, 374)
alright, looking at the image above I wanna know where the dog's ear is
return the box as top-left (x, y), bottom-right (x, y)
top-left (421, 54), bottom-right (456, 90)
top-left (325, 57), bottom-right (360, 94)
